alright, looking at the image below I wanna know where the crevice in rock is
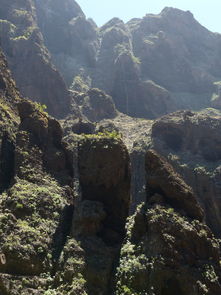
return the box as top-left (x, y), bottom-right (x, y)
top-left (130, 149), bottom-right (147, 213)
top-left (161, 278), bottom-right (184, 295)
top-left (0, 132), bottom-right (15, 193)
top-left (51, 204), bottom-right (74, 276)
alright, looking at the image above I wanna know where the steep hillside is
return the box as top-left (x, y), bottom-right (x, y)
top-left (34, 0), bottom-right (99, 87)
top-left (32, 3), bottom-right (221, 119)
top-left (2, 1), bottom-right (221, 119)
top-left (0, 0), bottom-right (71, 118)
top-left (93, 8), bottom-right (221, 117)
top-left (0, 50), bottom-right (130, 294)
top-left (0, 50), bottom-right (20, 193)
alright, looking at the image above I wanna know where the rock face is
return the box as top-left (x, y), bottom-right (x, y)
top-left (151, 110), bottom-right (221, 236)
top-left (0, 50), bottom-right (74, 292)
top-left (69, 133), bottom-right (131, 294)
top-left (16, 99), bottom-right (73, 184)
top-left (1, 2), bottom-right (221, 294)
top-left (0, 50), bottom-right (133, 294)
top-left (93, 17), bottom-right (174, 118)
top-left (3, 1), bottom-right (221, 119)
top-left (0, 50), bottom-right (20, 192)
top-left (116, 203), bottom-right (221, 295)
top-left (77, 134), bottom-right (131, 243)
top-left (96, 8), bottom-right (221, 117)
top-left (129, 8), bottom-right (221, 93)
top-left (116, 150), bottom-right (221, 295)
top-left (146, 149), bottom-right (204, 221)
top-left (0, 0), bottom-right (71, 118)
top-left (32, 4), bottom-right (221, 118)
top-left (34, 0), bottom-right (99, 86)
top-left (211, 81), bottom-right (221, 109)
top-left (73, 88), bottom-right (118, 122)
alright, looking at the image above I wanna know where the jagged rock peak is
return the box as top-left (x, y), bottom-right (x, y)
top-left (160, 6), bottom-right (194, 18)
top-left (34, 0), bottom-right (85, 21)
top-left (127, 7), bottom-right (194, 26)
top-left (100, 17), bottom-right (125, 31)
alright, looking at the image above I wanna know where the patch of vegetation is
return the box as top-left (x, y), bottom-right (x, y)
top-left (0, 19), bottom-right (16, 36)
top-left (114, 43), bottom-right (129, 55)
top-left (202, 264), bottom-right (218, 283)
top-left (0, 102), bottom-right (11, 114)
top-left (12, 26), bottom-right (37, 41)
top-left (0, 174), bottom-right (68, 279)
top-left (213, 81), bottom-right (221, 87)
top-left (12, 9), bottom-right (29, 18)
top-left (131, 54), bottom-right (141, 65)
top-left (114, 44), bottom-right (141, 65)
top-left (34, 102), bottom-right (48, 114)
top-left (71, 73), bottom-right (91, 93)
top-left (211, 93), bottom-right (219, 102)
top-left (81, 130), bottom-right (122, 140)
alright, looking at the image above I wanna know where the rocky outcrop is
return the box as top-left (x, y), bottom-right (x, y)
top-left (71, 6), bottom-right (221, 118)
top-left (0, 50), bottom-right (20, 192)
top-left (0, 50), bottom-right (133, 294)
top-left (34, 0), bottom-right (99, 86)
top-left (129, 8), bottom-right (221, 94)
top-left (73, 88), bottom-right (118, 122)
top-left (63, 117), bottom-right (95, 136)
top-left (93, 18), bottom-right (133, 95)
top-left (97, 7), bottom-right (221, 117)
top-left (146, 149), bottom-right (204, 221)
top-left (16, 99), bottom-right (73, 184)
top-left (0, 50), bottom-right (74, 293)
top-left (0, 100), bottom-right (74, 280)
top-left (93, 18), bottom-right (173, 118)
top-left (116, 151), bottom-right (221, 295)
top-left (0, 0), bottom-right (71, 118)
top-left (77, 134), bottom-right (131, 242)
top-left (151, 110), bottom-right (221, 236)
top-left (116, 203), bottom-right (221, 295)
top-left (74, 133), bottom-right (130, 294)
top-left (211, 81), bottom-right (221, 109)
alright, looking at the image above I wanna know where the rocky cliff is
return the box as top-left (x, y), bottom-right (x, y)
top-left (1, 1), bottom-right (221, 294)
top-left (94, 8), bottom-right (221, 117)
top-left (116, 150), bottom-right (221, 295)
top-left (151, 109), bottom-right (221, 237)
top-left (0, 0), bottom-right (71, 118)
top-left (0, 50), bottom-right (131, 294)
top-left (2, 1), bottom-right (221, 119)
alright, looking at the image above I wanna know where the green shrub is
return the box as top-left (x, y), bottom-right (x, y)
top-left (34, 102), bottom-right (48, 114)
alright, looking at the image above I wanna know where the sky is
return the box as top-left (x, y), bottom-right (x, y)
top-left (77, 0), bottom-right (221, 33)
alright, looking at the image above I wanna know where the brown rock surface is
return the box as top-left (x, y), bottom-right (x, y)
top-left (151, 109), bottom-right (221, 236)
top-left (73, 88), bottom-right (117, 122)
top-left (77, 134), bottom-right (131, 241)
top-left (146, 149), bottom-right (204, 221)
top-left (16, 99), bottom-right (73, 184)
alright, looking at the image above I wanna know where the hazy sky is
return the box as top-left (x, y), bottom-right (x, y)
top-left (77, 0), bottom-right (221, 33)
